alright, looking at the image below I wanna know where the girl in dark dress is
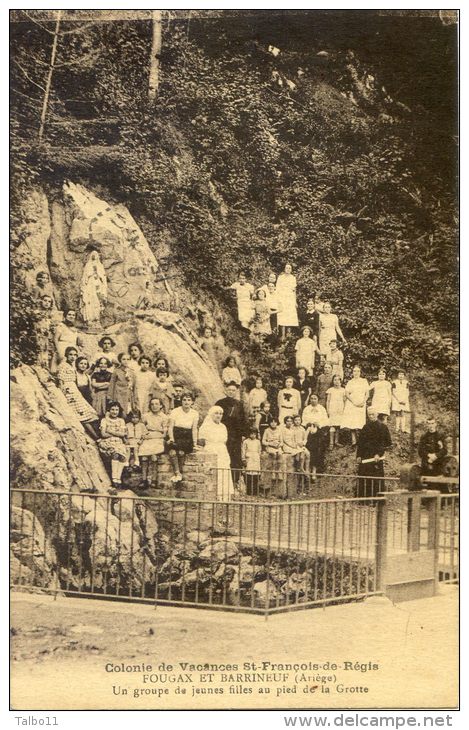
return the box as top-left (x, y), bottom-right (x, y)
top-left (296, 367), bottom-right (313, 411)
top-left (305, 422), bottom-right (322, 483)
top-left (167, 392), bottom-right (199, 484)
top-left (257, 401), bottom-right (274, 446)
top-left (75, 356), bottom-right (93, 405)
top-left (91, 357), bottom-right (112, 417)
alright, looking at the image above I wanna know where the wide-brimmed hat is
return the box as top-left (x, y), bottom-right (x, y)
top-left (98, 335), bottom-right (116, 348)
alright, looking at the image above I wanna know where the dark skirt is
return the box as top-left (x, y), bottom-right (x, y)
top-left (78, 383), bottom-right (93, 405)
top-left (306, 433), bottom-right (322, 468)
top-left (172, 426), bottom-right (194, 454)
top-left (356, 461), bottom-right (385, 498)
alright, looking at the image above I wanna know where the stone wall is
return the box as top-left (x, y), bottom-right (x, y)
top-left (154, 452), bottom-right (217, 499)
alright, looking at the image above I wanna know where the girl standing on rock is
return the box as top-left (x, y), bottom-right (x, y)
top-left (91, 357), bottom-right (112, 417)
top-left (139, 397), bottom-right (168, 489)
top-left (370, 368), bottom-right (392, 421)
top-left (341, 365), bottom-right (369, 446)
top-left (127, 342), bottom-right (144, 373)
top-left (295, 326), bottom-right (319, 376)
top-left (57, 346), bottom-right (99, 439)
top-left (250, 289), bottom-right (271, 340)
top-left (36, 293), bottom-right (54, 369)
top-left (200, 325), bottom-right (220, 370)
top-left (326, 374), bottom-right (346, 448)
top-left (150, 368), bottom-right (174, 414)
top-left (319, 302), bottom-right (346, 359)
top-left (276, 263), bottom-right (299, 338)
top-left (98, 401), bottom-right (130, 491)
top-left (109, 352), bottom-right (136, 415)
top-left (167, 392), bottom-right (200, 485)
top-left (133, 355), bottom-right (157, 414)
top-left (226, 271), bottom-right (255, 329)
top-left (51, 308), bottom-right (84, 372)
top-left (391, 370), bottom-right (411, 434)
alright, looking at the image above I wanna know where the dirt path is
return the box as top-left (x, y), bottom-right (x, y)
top-left (10, 587), bottom-right (458, 710)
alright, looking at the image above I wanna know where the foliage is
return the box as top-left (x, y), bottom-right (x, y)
top-left (9, 11), bottom-right (458, 409)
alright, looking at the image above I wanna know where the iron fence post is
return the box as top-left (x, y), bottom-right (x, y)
top-left (376, 495), bottom-right (388, 593)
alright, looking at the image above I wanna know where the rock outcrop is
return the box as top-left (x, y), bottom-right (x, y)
top-left (10, 365), bottom-right (111, 493)
top-left (10, 182), bottom-right (227, 600)
top-left (14, 183), bottom-right (225, 409)
top-left (49, 182), bottom-right (161, 318)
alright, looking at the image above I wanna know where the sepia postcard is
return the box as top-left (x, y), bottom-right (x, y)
top-left (9, 6), bottom-right (459, 714)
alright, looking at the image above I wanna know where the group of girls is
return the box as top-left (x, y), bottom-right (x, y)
top-left (96, 390), bottom-right (199, 492)
top-left (235, 364), bottom-right (411, 489)
top-left (53, 333), bottom-right (204, 491)
top-left (226, 264), bottom-right (300, 339)
top-left (226, 264), bottom-right (349, 350)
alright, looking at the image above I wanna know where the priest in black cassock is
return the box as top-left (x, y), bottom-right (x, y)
top-left (215, 382), bottom-right (249, 485)
top-left (418, 417), bottom-right (447, 477)
top-left (356, 408), bottom-right (392, 499)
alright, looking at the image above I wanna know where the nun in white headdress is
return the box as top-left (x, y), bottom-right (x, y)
top-left (199, 405), bottom-right (234, 500)
top-left (79, 249), bottom-right (107, 328)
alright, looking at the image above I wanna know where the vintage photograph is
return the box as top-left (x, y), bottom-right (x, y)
top-left (9, 8), bottom-right (458, 711)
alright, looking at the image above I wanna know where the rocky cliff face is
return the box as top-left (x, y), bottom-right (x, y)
top-left (11, 365), bottom-right (111, 493)
top-left (14, 182), bottom-right (225, 404)
top-left (11, 183), bottom-right (225, 553)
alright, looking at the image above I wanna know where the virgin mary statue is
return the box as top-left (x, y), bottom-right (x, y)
top-left (79, 250), bottom-right (107, 329)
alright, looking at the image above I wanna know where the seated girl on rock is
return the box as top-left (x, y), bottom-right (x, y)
top-left (126, 409), bottom-right (147, 468)
top-left (98, 400), bottom-right (130, 492)
top-left (140, 397), bottom-right (168, 489)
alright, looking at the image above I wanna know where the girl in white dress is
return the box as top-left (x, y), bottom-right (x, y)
top-left (369, 369), bottom-right (392, 419)
top-left (247, 376), bottom-right (268, 416)
top-left (222, 356), bottom-right (242, 389)
top-left (227, 272), bottom-right (254, 328)
top-left (127, 342), bottom-right (144, 373)
top-left (319, 302), bottom-right (346, 359)
top-left (276, 263), bottom-right (298, 337)
top-left (295, 326), bottom-right (319, 376)
top-left (51, 308), bottom-right (84, 372)
top-left (341, 366), bottom-right (369, 445)
top-left (133, 355), bottom-right (157, 414)
top-left (199, 405), bottom-right (234, 500)
top-left (277, 375), bottom-right (302, 425)
top-left (139, 397), bottom-right (168, 489)
top-left (391, 370), bottom-right (411, 433)
top-left (326, 375), bottom-right (346, 447)
top-left (259, 273), bottom-right (279, 333)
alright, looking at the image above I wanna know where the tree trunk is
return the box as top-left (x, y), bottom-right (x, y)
top-left (148, 10), bottom-right (162, 101)
top-left (38, 9), bottom-right (62, 142)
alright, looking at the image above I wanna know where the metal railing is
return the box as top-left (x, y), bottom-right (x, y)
top-left (438, 494), bottom-right (459, 583)
top-left (211, 467), bottom-right (400, 502)
top-left (10, 488), bottom-right (384, 615)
